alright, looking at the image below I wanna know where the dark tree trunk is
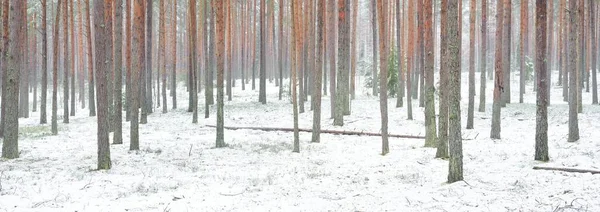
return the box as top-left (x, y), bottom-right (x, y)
top-left (447, 0), bottom-right (463, 184)
top-left (113, 0), bottom-right (124, 144)
top-left (291, 0), bottom-right (301, 152)
top-left (259, 0), bottom-right (266, 104)
top-left (370, 0), bottom-right (377, 97)
top-left (490, 0), bottom-right (504, 139)
top-left (312, 0), bottom-right (324, 144)
top-left (519, 0), bottom-right (528, 103)
top-left (41, 0), bottom-right (48, 124)
top-left (86, 0), bottom-right (96, 117)
top-left (592, 0), bottom-right (598, 104)
top-left (52, 0), bottom-right (64, 135)
top-left (567, 0), bottom-right (579, 142)
top-left (436, 0), bottom-right (449, 159)
top-left (376, 0), bottom-right (389, 155)
top-left (94, 0), bottom-right (113, 170)
top-left (466, 0), bottom-right (476, 129)
top-left (216, 0), bottom-right (226, 147)
top-left (130, 0), bottom-right (145, 151)
top-left (1, 0), bottom-right (24, 159)
top-left (535, 0), bottom-right (549, 162)
top-left (479, 0), bottom-right (487, 112)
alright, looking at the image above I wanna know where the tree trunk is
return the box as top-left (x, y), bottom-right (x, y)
top-left (94, 0), bottom-right (113, 170)
top-left (350, 0), bottom-right (357, 100)
top-left (159, 0), bottom-right (166, 113)
top-left (215, 0), bottom-right (226, 147)
top-left (86, 0), bottom-right (96, 117)
top-left (371, 0), bottom-right (377, 97)
top-left (479, 0), bottom-right (487, 112)
top-left (501, 0), bottom-right (511, 106)
top-left (490, 0), bottom-right (504, 139)
top-left (436, 0), bottom-right (449, 159)
top-left (126, 0), bottom-right (132, 120)
top-left (291, 0), bottom-right (301, 152)
top-left (422, 0), bottom-right (437, 148)
top-left (62, 0), bottom-right (69, 122)
top-left (41, 0), bottom-right (48, 124)
top-left (259, 0), bottom-right (267, 104)
top-left (406, 0), bottom-right (414, 120)
top-left (376, 0), bottom-right (389, 155)
top-left (334, 0), bottom-right (350, 127)
top-left (69, 0), bottom-right (76, 116)
top-left (130, 0), bottom-right (145, 151)
top-left (52, 0), bottom-right (64, 135)
top-left (277, 0), bottom-right (283, 100)
top-left (567, 0), bottom-right (579, 142)
top-left (191, 0), bottom-right (198, 123)
top-left (535, 0), bottom-right (549, 162)
top-left (171, 0), bottom-right (177, 109)
top-left (1, 0), bottom-right (24, 159)
top-left (328, 0), bottom-right (336, 118)
top-left (592, 0), bottom-right (598, 104)
top-left (113, 0), bottom-right (124, 144)
top-left (395, 0), bottom-right (403, 108)
top-left (466, 0), bottom-right (476, 129)
top-left (447, 0), bottom-right (463, 184)
top-left (519, 0), bottom-right (527, 103)
top-left (312, 0), bottom-right (324, 144)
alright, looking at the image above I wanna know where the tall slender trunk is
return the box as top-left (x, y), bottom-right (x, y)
top-left (567, 0), bottom-right (579, 142)
top-left (2, 0), bottom-right (25, 158)
top-left (69, 0), bottom-right (76, 116)
top-left (131, 0), bottom-right (145, 151)
top-left (376, 0), bottom-right (389, 155)
top-left (534, 0), bottom-right (549, 162)
top-left (41, 0), bottom-right (49, 124)
top-left (479, 0), bottom-right (487, 112)
top-left (291, 0), bottom-right (301, 152)
top-left (215, 0), bottom-right (226, 147)
top-left (490, 0), bottom-right (505, 139)
top-left (53, 0), bottom-right (64, 134)
top-left (436, 0), bottom-right (449, 159)
top-left (86, 0), bottom-right (96, 116)
top-left (312, 0), bottom-right (324, 144)
top-left (466, 0), bottom-right (476, 129)
top-left (113, 0), bottom-right (124, 144)
top-left (447, 0), bottom-right (463, 184)
top-left (519, 0), bottom-right (527, 103)
top-left (94, 0), bottom-right (113, 170)
top-left (171, 0), bottom-right (177, 109)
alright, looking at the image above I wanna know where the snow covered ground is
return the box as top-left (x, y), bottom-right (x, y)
top-left (1, 72), bottom-right (599, 212)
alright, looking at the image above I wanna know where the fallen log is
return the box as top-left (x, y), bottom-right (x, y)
top-left (205, 125), bottom-right (426, 139)
top-left (533, 166), bottom-right (600, 175)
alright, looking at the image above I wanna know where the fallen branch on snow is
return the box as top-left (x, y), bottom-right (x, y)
top-left (533, 166), bottom-right (600, 175)
top-left (206, 125), bottom-right (426, 139)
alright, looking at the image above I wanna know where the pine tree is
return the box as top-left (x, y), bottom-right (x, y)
top-left (568, 0), bottom-right (579, 142)
top-left (1, 0), bottom-right (25, 159)
top-left (376, 0), bottom-right (389, 155)
top-left (535, 0), bottom-right (549, 162)
top-left (113, 0), bottom-right (124, 144)
top-left (131, 0), bottom-right (145, 151)
top-left (436, 0), bottom-right (449, 159)
top-left (466, 0), bottom-right (476, 129)
top-left (86, 0), bottom-right (96, 117)
top-left (41, 0), bottom-right (48, 124)
top-left (94, 0), bottom-right (113, 170)
top-left (216, 0), bottom-right (227, 148)
top-left (424, 0), bottom-right (438, 146)
top-left (447, 0), bottom-right (463, 183)
top-left (291, 0), bottom-right (301, 152)
top-left (479, 0), bottom-right (487, 112)
top-left (490, 0), bottom-right (505, 139)
top-left (311, 0), bottom-right (324, 144)
top-left (52, 0), bottom-right (64, 135)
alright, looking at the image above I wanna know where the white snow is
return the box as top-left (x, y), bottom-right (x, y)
top-left (1, 71), bottom-right (599, 212)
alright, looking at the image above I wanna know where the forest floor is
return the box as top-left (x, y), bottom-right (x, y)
top-left (1, 72), bottom-right (600, 212)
